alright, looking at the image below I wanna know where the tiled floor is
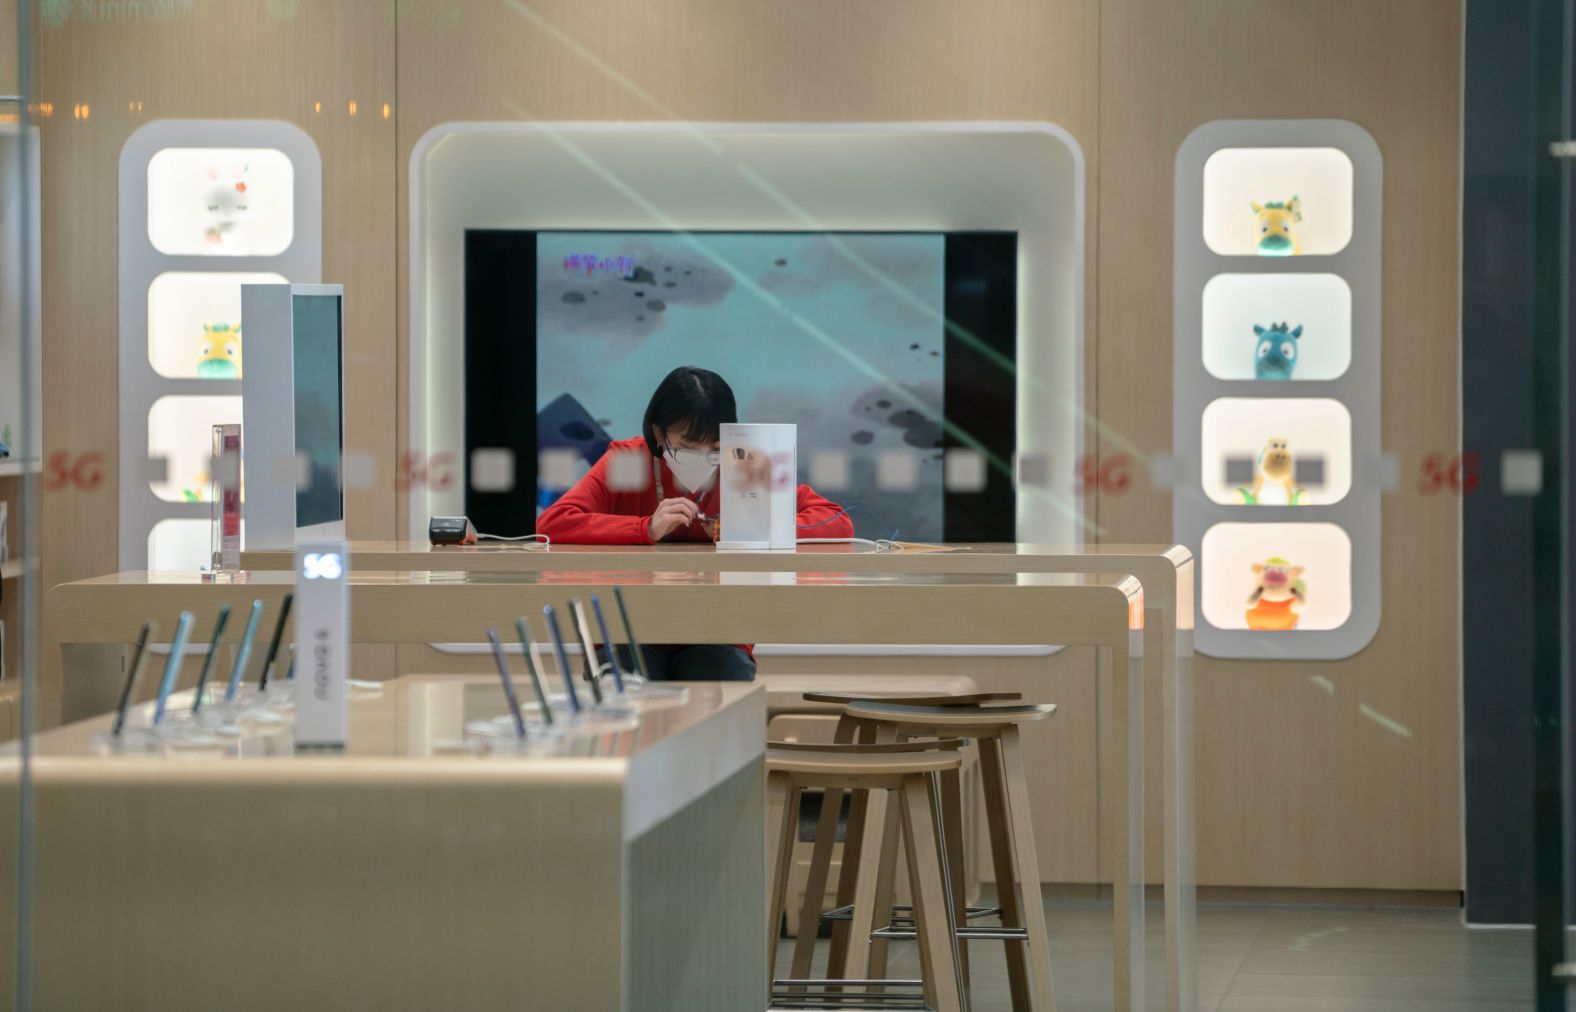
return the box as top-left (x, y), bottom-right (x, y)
top-left (775, 899), bottom-right (1567, 1011)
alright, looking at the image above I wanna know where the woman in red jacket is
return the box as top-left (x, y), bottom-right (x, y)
top-left (537, 366), bottom-right (854, 680)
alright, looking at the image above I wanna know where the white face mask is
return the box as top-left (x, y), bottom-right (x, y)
top-left (664, 444), bottom-right (718, 494)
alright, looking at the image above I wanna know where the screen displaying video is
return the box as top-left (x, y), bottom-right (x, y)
top-left (464, 229), bottom-right (1017, 542)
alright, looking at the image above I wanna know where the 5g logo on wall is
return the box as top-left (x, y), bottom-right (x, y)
top-left (301, 552), bottom-right (343, 581)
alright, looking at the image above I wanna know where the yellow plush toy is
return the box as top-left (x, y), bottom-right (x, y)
top-left (197, 323), bottom-right (242, 379)
top-left (1250, 195), bottom-right (1302, 256)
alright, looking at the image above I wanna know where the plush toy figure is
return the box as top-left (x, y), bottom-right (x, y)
top-left (1246, 556), bottom-right (1306, 630)
top-left (196, 323), bottom-right (242, 379)
top-left (1250, 195), bottom-right (1302, 256)
top-left (1254, 322), bottom-right (1302, 380)
top-left (201, 163), bottom-right (250, 251)
top-left (1236, 437), bottom-right (1304, 505)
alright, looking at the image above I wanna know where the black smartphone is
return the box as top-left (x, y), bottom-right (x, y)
top-left (190, 605), bottom-right (231, 715)
top-left (513, 617), bottom-right (554, 726)
top-left (486, 627), bottom-right (528, 739)
top-left (569, 599), bottom-right (605, 705)
top-left (111, 622), bottom-right (155, 738)
top-left (257, 592), bottom-right (294, 691)
top-left (224, 600), bottom-right (265, 702)
top-left (589, 595), bottom-right (627, 694)
top-left (613, 586), bottom-right (652, 683)
top-left (542, 605), bottom-right (582, 714)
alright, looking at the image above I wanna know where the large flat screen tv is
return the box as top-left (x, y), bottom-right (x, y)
top-left (464, 229), bottom-right (1016, 542)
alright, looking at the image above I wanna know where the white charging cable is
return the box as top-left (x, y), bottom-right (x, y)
top-left (795, 537), bottom-right (903, 552)
top-left (475, 532), bottom-right (552, 549)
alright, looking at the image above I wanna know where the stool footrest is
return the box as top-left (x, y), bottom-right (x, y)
top-left (819, 903), bottom-right (999, 924)
top-left (871, 925), bottom-right (1030, 941)
top-left (770, 978), bottom-right (930, 1010)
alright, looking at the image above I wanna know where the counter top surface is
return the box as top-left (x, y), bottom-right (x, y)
top-left (4, 675), bottom-right (760, 770)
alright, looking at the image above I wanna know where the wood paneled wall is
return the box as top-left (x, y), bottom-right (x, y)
top-left (30, 0), bottom-right (1463, 892)
top-left (34, 1), bottom-right (397, 593)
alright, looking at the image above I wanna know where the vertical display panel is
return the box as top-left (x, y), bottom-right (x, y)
top-left (1174, 120), bottom-right (1382, 660)
top-left (117, 120), bottom-right (322, 571)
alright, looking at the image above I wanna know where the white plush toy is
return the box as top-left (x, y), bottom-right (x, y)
top-left (201, 162), bottom-right (250, 252)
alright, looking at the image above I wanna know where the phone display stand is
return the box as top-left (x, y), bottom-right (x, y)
top-left (597, 663), bottom-right (688, 708)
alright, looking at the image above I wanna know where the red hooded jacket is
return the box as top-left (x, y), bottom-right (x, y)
top-left (536, 437), bottom-right (855, 660)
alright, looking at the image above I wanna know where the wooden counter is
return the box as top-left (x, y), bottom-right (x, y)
top-left (240, 540), bottom-right (1198, 1012)
top-left (0, 676), bottom-right (765, 1012)
top-left (39, 565), bottom-right (1158, 1011)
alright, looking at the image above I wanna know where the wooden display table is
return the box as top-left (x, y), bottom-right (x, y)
top-left (39, 566), bottom-right (1155, 1011)
top-left (240, 540), bottom-right (1197, 1012)
top-left (0, 676), bottom-right (765, 1012)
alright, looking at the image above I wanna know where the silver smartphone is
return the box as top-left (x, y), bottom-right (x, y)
top-left (569, 598), bottom-right (606, 705)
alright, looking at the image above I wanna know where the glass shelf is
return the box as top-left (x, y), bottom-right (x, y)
top-left (1202, 146), bottom-right (1354, 257)
top-left (146, 147), bottom-right (295, 257)
top-left (147, 395), bottom-right (241, 503)
top-left (148, 270), bottom-right (285, 379)
top-left (1202, 273), bottom-right (1351, 381)
top-left (1200, 397), bottom-right (1352, 506)
top-left (148, 517), bottom-right (244, 572)
top-left (1200, 521), bottom-right (1352, 632)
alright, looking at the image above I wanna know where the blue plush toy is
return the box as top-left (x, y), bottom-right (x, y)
top-left (1253, 322), bottom-right (1302, 380)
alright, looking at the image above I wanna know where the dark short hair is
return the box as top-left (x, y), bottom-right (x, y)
top-left (642, 367), bottom-right (737, 457)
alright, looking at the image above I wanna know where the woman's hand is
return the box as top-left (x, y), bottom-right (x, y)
top-left (648, 498), bottom-right (700, 541)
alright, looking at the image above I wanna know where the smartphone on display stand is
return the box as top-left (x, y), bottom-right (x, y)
top-left (569, 599), bottom-right (606, 704)
top-left (151, 611), bottom-right (195, 727)
top-left (486, 627), bottom-right (528, 739)
top-left (190, 605), bottom-right (231, 715)
top-left (111, 622), bottom-right (155, 738)
top-left (257, 592), bottom-right (294, 691)
top-left (542, 606), bottom-right (582, 714)
top-left (589, 595), bottom-right (627, 694)
top-left (224, 600), bottom-right (265, 702)
top-left (612, 587), bottom-right (652, 683)
top-left (513, 618), bottom-right (555, 726)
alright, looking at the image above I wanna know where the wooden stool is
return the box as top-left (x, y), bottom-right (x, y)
top-left (842, 701), bottom-right (1059, 1012)
top-left (767, 741), bottom-right (967, 1012)
top-left (789, 692), bottom-right (1023, 997)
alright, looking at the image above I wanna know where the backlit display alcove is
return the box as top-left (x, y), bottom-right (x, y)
top-left (408, 123), bottom-right (1086, 548)
top-left (118, 120), bottom-right (321, 570)
top-left (1174, 120), bottom-right (1382, 660)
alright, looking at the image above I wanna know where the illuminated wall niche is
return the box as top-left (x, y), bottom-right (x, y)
top-left (1174, 120), bottom-right (1381, 660)
top-left (118, 121), bottom-right (321, 570)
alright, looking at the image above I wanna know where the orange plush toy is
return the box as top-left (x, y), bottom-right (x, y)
top-left (1245, 556), bottom-right (1305, 630)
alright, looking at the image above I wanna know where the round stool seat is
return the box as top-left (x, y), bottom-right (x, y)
top-left (844, 700), bottom-right (1057, 731)
top-left (801, 690), bottom-right (1022, 708)
top-left (767, 747), bottom-right (962, 778)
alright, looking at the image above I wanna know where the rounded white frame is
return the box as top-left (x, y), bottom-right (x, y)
top-left (1174, 119), bottom-right (1382, 661)
top-left (406, 122), bottom-right (1086, 551)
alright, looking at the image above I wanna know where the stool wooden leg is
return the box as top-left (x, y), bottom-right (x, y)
top-left (826, 721), bottom-right (880, 980)
top-left (845, 724), bottom-right (898, 981)
top-left (1000, 724), bottom-right (1058, 1012)
top-left (900, 772), bottom-right (965, 1012)
top-left (940, 765), bottom-right (971, 989)
top-left (790, 715), bottom-right (859, 987)
top-left (767, 774), bottom-right (803, 983)
top-left (980, 738), bottom-right (1031, 1011)
top-left (854, 784), bottom-right (901, 982)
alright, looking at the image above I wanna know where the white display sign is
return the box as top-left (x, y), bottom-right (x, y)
top-left (717, 423), bottom-right (796, 551)
top-left (294, 540), bottom-right (349, 747)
